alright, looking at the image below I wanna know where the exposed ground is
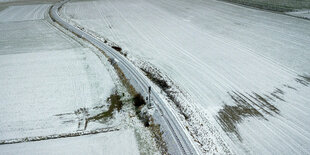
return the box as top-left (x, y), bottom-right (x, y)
top-left (61, 0), bottom-right (310, 154)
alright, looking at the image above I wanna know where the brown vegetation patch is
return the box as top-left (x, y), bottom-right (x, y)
top-left (88, 93), bottom-right (123, 122)
top-left (140, 67), bottom-right (189, 120)
top-left (295, 74), bottom-right (310, 86)
top-left (217, 89), bottom-right (284, 141)
top-left (141, 68), bottom-right (170, 90)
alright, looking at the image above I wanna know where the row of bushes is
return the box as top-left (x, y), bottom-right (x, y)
top-left (221, 0), bottom-right (310, 12)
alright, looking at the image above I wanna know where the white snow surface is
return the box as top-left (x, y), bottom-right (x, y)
top-left (0, 4), bottom-right (50, 22)
top-left (0, 20), bottom-right (76, 54)
top-left (0, 129), bottom-right (140, 155)
top-left (62, 0), bottom-right (310, 154)
top-left (0, 47), bottom-right (114, 139)
top-left (0, 5), bottom-right (115, 140)
top-left (0, 0), bottom-right (14, 2)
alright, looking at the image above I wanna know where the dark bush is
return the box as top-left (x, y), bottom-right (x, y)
top-left (141, 68), bottom-right (170, 90)
top-left (144, 119), bottom-right (150, 127)
top-left (112, 46), bottom-right (122, 52)
top-left (133, 94), bottom-right (146, 108)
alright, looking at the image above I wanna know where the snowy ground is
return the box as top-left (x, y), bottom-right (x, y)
top-left (0, 129), bottom-right (140, 155)
top-left (0, 4), bottom-right (115, 139)
top-left (0, 4), bottom-right (50, 22)
top-left (62, 0), bottom-right (310, 154)
top-left (0, 2), bottom-right (158, 154)
top-left (0, 0), bottom-right (59, 5)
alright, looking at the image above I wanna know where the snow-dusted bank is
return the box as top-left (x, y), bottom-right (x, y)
top-left (61, 0), bottom-right (310, 154)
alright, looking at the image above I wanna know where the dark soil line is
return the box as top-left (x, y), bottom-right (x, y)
top-left (220, 0), bottom-right (295, 12)
top-left (218, 0), bottom-right (310, 21)
top-left (0, 127), bottom-right (119, 145)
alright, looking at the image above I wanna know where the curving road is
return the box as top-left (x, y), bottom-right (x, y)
top-left (50, 1), bottom-right (200, 155)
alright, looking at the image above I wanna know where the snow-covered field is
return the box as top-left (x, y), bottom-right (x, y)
top-left (62, 0), bottom-right (310, 154)
top-left (0, 3), bottom-right (158, 154)
top-left (0, 47), bottom-right (116, 139)
top-left (0, 4), bottom-right (116, 139)
top-left (0, 129), bottom-right (140, 155)
top-left (0, 0), bottom-right (58, 4)
top-left (0, 4), bottom-right (50, 22)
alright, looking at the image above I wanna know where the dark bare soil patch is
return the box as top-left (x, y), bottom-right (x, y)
top-left (283, 84), bottom-right (297, 90)
top-left (217, 89), bottom-right (284, 141)
top-left (88, 93), bottom-right (123, 122)
top-left (54, 112), bottom-right (74, 116)
top-left (295, 74), bottom-right (310, 86)
top-left (300, 75), bottom-right (310, 82)
top-left (217, 104), bottom-right (263, 140)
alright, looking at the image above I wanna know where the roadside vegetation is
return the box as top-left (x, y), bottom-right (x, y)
top-left (141, 68), bottom-right (189, 120)
top-left (221, 0), bottom-right (310, 12)
top-left (87, 92), bottom-right (123, 122)
top-left (107, 57), bottom-right (168, 154)
top-left (132, 93), bottom-right (168, 154)
top-left (0, 6), bottom-right (7, 12)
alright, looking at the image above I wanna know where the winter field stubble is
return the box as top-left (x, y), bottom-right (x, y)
top-left (61, 0), bottom-right (310, 154)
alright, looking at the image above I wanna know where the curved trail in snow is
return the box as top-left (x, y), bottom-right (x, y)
top-left (49, 1), bottom-right (200, 155)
